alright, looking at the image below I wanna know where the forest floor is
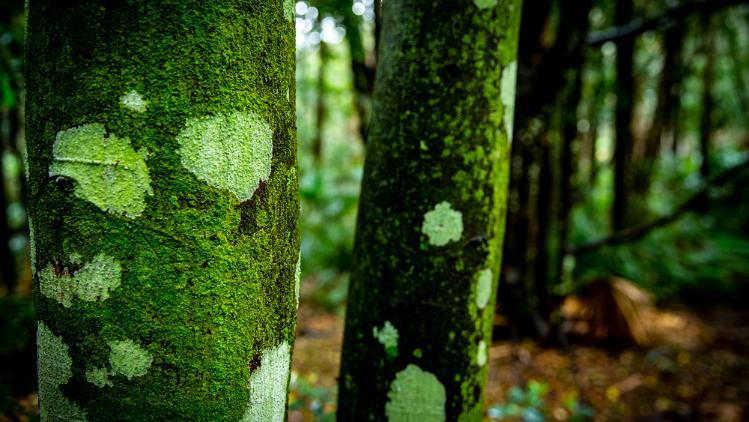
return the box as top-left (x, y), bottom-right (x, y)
top-left (2, 300), bottom-right (747, 421)
top-left (290, 304), bottom-right (749, 421)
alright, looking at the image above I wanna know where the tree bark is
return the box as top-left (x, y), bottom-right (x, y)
top-left (312, 41), bottom-right (330, 166)
top-left (699, 17), bottom-right (716, 180)
top-left (337, 0), bottom-right (522, 419)
top-left (613, 0), bottom-right (635, 231)
top-left (26, 1), bottom-right (298, 420)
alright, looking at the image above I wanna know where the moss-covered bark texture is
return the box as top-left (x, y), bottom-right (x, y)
top-left (337, 0), bottom-right (522, 420)
top-left (26, 1), bottom-right (298, 420)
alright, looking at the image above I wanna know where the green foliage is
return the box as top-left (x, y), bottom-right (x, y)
top-left (569, 152), bottom-right (749, 302)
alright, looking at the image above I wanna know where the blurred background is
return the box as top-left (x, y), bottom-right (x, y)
top-left (2, 0), bottom-right (749, 420)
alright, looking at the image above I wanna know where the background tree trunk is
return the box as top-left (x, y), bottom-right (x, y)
top-left (337, 0), bottom-right (522, 419)
top-left (613, 0), bottom-right (636, 231)
top-left (26, 1), bottom-right (298, 420)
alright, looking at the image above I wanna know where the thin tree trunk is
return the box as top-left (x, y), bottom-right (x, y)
top-left (636, 25), bottom-right (684, 194)
top-left (534, 137), bottom-right (553, 332)
top-left (498, 0), bottom-right (552, 339)
top-left (338, 0), bottom-right (522, 419)
top-left (312, 42), bottom-right (330, 166)
top-left (613, 0), bottom-right (635, 231)
top-left (700, 18), bottom-right (716, 180)
top-left (26, 1), bottom-right (299, 420)
top-left (343, 10), bottom-right (375, 144)
top-left (0, 130), bottom-right (15, 293)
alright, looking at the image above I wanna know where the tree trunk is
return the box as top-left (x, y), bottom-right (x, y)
top-left (26, 1), bottom-right (298, 420)
top-left (0, 142), bottom-right (15, 293)
top-left (337, 0), bottom-right (522, 419)
top-left (700, 17), bottom-right (716, 180)
top-left (635, 24), bottom-right (684, 195)
top-left (343, 10), bottom-right (375, 144)
top-left (613, 0), bottom-right (635, 231)
top-left (312, 41), bottom-right (330, 166)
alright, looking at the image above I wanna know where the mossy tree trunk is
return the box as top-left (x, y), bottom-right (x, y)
top-left (337, 0), bottom-right (522, 420)
top-left (26, 1), bottom-right (298, 420)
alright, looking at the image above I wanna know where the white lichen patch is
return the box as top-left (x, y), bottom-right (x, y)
top-left (474, 0), bottom-right (498, 9)
top-left (119, 90), bottom-right (148, 113)
top-left (37, 321), bottom-right (87, 421)
top-left (294, 252), bottom-right (301, 309)
top-left (40, 253), bottom-right (122, 308)
top-left (475, 268), bottom-right (493, 310)
top-left (49, 123), bottom-right (153, 218)
top-left (477, 340), bottom-right (487, 367)
top-left (85, 366), bottom-right (113, 388)
top-left (373, 321), bottom-right (399, 358)
top-left (243, 342), bottom-right (291, 422)
top-left (421, 201), bottom-right (463, 247)
top-left (385, 364), bottom-right (446, 422)
top-left (176, 111), bottom-right (273, 202)
top-left (501, 61), bottom-right (518, 141)
top-left (108, 339), bottom-right (153, 380)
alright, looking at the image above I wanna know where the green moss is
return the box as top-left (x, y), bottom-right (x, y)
top-left (473, 0), bottom-right (498, 9)
top-left (475, 269), bottom-right (492, 310)
top-left (294, 252), bottom-right (301, 309)
top-left (242, 342), bottom-right (291, 422)
top-left (28, 215), bottom-right (36, 276)
top-left (108, 339), bottom-right (153, 380)
top-left (385, 364), bottom-right (446, 422)
top-left (421, 201), bottom-right (463, 247)
top-left (39, 253), bottom-right (122, 308)
top-left (49, 123), bottom-right (153, 218)
top-left (176, 111), bottom-right (273, 202)
top-left (37, 321), bottom-right (87, 421)
top-left (476, 341), bottom-right (487, 367)
top-left (119, 90), bottom-right (148, 113)
top-left (500, 61), bottom-right (518, 140)
top-left (373, 321), bottom-right (399, 359)
top-left (85, 367), bottom-right (113, 388)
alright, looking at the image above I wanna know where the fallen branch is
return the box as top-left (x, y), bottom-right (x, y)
top-left (569, 159), bottom-right (749, 256)
top-left (586, 0), bottom-right (749, 47)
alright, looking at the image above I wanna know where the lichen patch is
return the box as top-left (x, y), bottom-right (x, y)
top-left (501, 61), bottom-right (518, 141)
top-left (40, 253), bottom-right (122, 308)
top-left (284, 0), bottom-right (294, 22)
top-left (49, 123), bottom-right (153, 218)
top-left (243, 342), bottom-right (291, 422)
top-left (373, 321), bottom-right (399, 358)
top-left (108, 339), bottom-right (153, 379)
top-left (119, 90), bottom-right (148, 112)
top-left (421, 201), bottom-right (463, 246)
top-left (37, 321), bottom-right (87, 421)
top-left (475, 268), bottom-right (493, 309)
top-left (176, 111), bottom-right (273, 202)
top-left (477, 340), bottom-right (487, 367)
top-left (385, 364), bottom-right (446, 422)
